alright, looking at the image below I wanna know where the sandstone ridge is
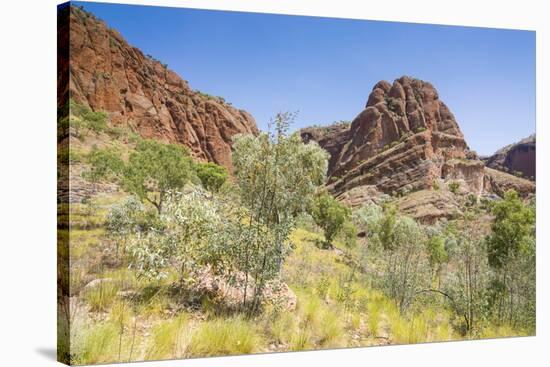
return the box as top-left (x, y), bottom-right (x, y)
top-left (301, 76), bottom-right (535, 222)
top-left (484, 135), bottom-right (535, 180)
top-left (62, 6), bottom-right (258, 170)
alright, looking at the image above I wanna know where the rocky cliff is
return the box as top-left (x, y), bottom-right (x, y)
top-left (61, 5), bottom-right (258, 170)
top-left (484, 135), bottom-right (536, 180)
top-left (301, 76), bottom-right (535, 221)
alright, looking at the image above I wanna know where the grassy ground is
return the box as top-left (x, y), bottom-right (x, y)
top-left (63, 191), bottom-right (530, 365)
top-left (60, 118), bottom-right (527, 365)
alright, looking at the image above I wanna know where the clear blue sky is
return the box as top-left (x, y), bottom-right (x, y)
top-left (76, 1), bottom-right (536, 155)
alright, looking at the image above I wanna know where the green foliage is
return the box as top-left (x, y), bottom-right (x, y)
top-left (378, 204), bottom-right (398, 251)
top-left (426, 234), bottom-right (448, 269)
top-left (194, 162), bottom-right (228, 192)
top-left (340, 220), bottom-right (358, 248)
top-left (86, 139), bottom-right (194, 213)
top-left (448, 181), bottom-right (460, 194)
top-left (485, 190), bottom-right (535, 329)
top-left (311, 193), bottom-right (351, 248)
top-left (68, 99), bottom-right (108, 137)
top-left (486, 190), bottom-right (535, 269)
top-left (84, 146), bottom-right (124, 183)
top-left (123, 139), bottom-right (194, 213)
top-left (231, 112), bottom-right (329, 309)
top-left (128, 188), bottom-right (225, 281)
top-left (443, 223), bottom-right (490, 335)
top-left (106, 196), bottom-right (161, 259)
top-left (83, 110), bottom-right (108, 134)
top-left (355, 204), bottom-right (430, 312)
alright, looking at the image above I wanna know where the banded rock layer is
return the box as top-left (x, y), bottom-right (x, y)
top-left (301, 76), bottom-right (534, 221)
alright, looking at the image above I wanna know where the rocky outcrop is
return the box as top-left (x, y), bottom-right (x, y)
top-left (302, 77), bottom-right (471, 196)
top-left (396, 189), bottom-right (461, 224)
top-left (301, 76), bottom-right (535, 211)
top-left (484, 135), bottom-right (536, 180)
top-left (63, 6), bottom-right (258, 170)
top-left (484, 167), bottom-right (535, 199)
top-left (442, 159), bottom-right (485, 196)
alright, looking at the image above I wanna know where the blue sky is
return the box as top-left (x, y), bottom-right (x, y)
top-left (76, 1), bottom-right (535, 155)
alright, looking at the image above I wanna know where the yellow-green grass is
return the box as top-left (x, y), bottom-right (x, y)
top-left (187, 317), bottom-right (264, 357)
top-left (72, 301), bottom-right (140, 365)
top-left (145, 313), bottom-right (190, 360)
top-left (82, 280), bottom-right (120, 312)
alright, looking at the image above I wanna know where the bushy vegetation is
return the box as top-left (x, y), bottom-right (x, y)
top-left (65, 106), bottom-right (535, 363)
top-left (194, 162), bottom-right (228, 192)
top-left (311, 192), bottom-right (352, 248)
top-left (354, 191), bottom-right (536, 336)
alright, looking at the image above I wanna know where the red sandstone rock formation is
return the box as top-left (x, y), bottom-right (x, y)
top-left (484, 135), bottom-right (536, 180)
top-left (61, 5), bottom-right (258, 170)
top-left (301, 76), bottom-right (535, 218)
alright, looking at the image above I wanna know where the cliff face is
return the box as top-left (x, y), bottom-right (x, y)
top-left (63, 6), bottom-right (258, 170)
top-left (302, 77), bottom-right (479, 196)
top-left (485, 135), bottom-right (536, 180)
top-left (301, 76), bottom-right (535, 219)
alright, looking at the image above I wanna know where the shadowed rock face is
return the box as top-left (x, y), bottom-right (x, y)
top-left (485, 135), bottom-right (536, 180)
top-left (63, 6), bottom-right (258, 170)
top-left (301, 76), bottom-right (535, 220)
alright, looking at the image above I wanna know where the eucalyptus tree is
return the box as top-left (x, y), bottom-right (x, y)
top-left (87, 138), bottom-right (195, 213)
top-left (231, 112), bottom-right (329, 310)
top-left (311, 192), bottom-right (351, 248)
top-left (486, 190), bottom-right (536, 328)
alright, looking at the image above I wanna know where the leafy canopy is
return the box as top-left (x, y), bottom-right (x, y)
top-left (87, 138), bottom-right (194, 213)
top-left (195, 162), bottom-right (228, 192)
top-left (486, 190), bottom-right (535, 269)
top-left (311, 192), bottom-right (351, 247)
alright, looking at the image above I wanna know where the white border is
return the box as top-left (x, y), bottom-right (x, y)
top-left (0, 0), bottom-right (547, 366)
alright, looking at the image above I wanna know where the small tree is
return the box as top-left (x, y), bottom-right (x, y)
top-left (105, 196), bottom-right (161, 260)
top-left (486, 190), bottom-right (535, 269)
top-left (443, 223), bottom-right (490, 335)
top-left (85, 146), bottom-right (124, 183)
top-left (311, 192), bottom-right (351, 248)
top-left (195, 162), bottom-right (228, 192)
top-left (231, 112), bottom-right (329, 310)
top-left (355, 203), bottom-right (430, 312)
top-left (87, 139), bottom-right (194, 213)
top-left (128, 188), bottom-right (225, 282)
top-left (426, 234), bottom-right (448, 287)
top-left (486, 190), bottom-right (535, 327)
top-left (378, 203), bottom-right (398, 251)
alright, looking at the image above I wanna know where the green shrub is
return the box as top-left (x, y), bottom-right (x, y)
top-left (448, 181), bottom-right (460, 194)
top-left (195, 162), bottom-right (228, 192)
top-left (83, 110), bottom-right (108, 134)
top-left (311, 193), bottom-right (351, 248)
